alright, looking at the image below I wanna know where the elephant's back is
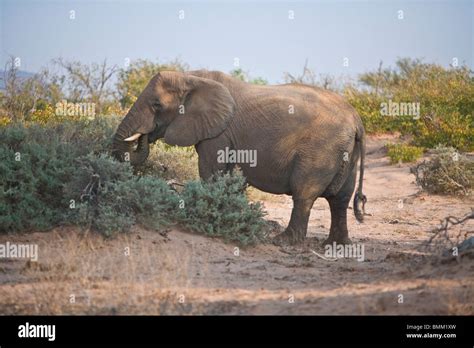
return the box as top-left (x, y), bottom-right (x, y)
top-left (238, 83), bottom-right (360, 131)
top-left (275, 83), bottom-right (357, 118)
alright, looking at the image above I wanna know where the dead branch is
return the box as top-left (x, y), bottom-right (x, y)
top-left (422, 209), bottom-right (474, 251)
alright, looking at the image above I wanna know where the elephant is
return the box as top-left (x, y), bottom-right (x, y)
top-left (112, 69), bottom-right (367, 245)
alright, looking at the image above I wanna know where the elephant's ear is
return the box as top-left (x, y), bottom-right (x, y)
top-left (164, 75), bottom-right (235, 147)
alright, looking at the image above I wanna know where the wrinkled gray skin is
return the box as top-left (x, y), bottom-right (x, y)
top-left (112, 70), bottom-right (367, 245)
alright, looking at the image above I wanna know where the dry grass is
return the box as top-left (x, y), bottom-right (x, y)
top-left (0, 228), bottom-right (196, 314)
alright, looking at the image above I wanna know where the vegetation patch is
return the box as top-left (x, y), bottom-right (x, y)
top-left (411, 146), bottom-right (474, 195)
top-left (386, 143), bottom-right (424, 164)
top-left (0, 119), bottom-right (117, 232)
top-left (177, 172), bottom-right (267, 246)
top-left (346, 59), bottom-right (474, 151)
top-left (0, 121), bottom-right (266, 245)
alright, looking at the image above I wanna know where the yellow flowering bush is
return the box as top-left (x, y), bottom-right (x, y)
top-left (386, 143), bottom-right (424, 164)
top-left (346, 59), bottom-right (474, 151)
top-left (29, 105), bottom-right (61, 125)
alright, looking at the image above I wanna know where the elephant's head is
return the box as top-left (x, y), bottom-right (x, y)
top-left (112, 70), bottom-right (235, 166)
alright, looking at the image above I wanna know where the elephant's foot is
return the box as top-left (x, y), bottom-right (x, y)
top-left (273, 227), bottom-right (305, 246)
top-left (322, 235), bottom-right (352, 246)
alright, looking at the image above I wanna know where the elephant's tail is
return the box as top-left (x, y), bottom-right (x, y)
top-left (353, 124), bottom-right (367, 223)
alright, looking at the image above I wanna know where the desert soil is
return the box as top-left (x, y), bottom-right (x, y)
top-left (1, 135), bottom-right (473, 315)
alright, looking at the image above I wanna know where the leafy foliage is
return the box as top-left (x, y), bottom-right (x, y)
top-left (70, 160), bottom-right (266, 243)
top-left (230, 68), bottom-right (268, 85)
top-left (116, 58), bottom-right (188, 109)
top-left (346, 59), bottom-right (474, 151)
top-left (0, 118), bottom-right (119, 233)
top-left (66, 153), bottom-right (180, 236)
top-left (0, 57), bottom-right (64, 121)
top-left (0, 124), bottom-right (77, 232)
top-left (177, 172), bottom-right (267, 245)
top-left (0, 121), bottom-right (267, 245)
top-left (386, 143), bottom-right (424, 164)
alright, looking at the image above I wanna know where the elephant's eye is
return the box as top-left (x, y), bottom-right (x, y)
top-left (152, 101), bottom-right (162, 112)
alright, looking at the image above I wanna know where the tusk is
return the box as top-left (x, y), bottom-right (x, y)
top-left (124, 133), bottom-right (142, 142)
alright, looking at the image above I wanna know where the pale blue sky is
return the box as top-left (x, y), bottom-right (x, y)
top-left (1, 0), bottom-right (473, 83)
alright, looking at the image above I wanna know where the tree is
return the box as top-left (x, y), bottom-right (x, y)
top-left (0, 57), bottom-right (64, 121)
top-left (116, 58), bottom-right (188, 109)
top-left (230, 68), bottom-right (267, 85)
top-left (54, 58), bottom-right (118, 114)
top-left (283, 60), bottom-right (337, 91)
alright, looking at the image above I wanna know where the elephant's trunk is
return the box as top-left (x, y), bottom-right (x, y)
top-left (112, 123), bottom-right (150, 166)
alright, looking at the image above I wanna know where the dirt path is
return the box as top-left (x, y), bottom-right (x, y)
top-left (1, 135), bottom-right (473, 314)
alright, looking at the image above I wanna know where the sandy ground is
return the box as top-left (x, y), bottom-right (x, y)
top-left (0, 135), bottom-right (473, 315)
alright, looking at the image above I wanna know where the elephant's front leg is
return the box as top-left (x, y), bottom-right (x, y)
top-left (195, 137), bottom-right (231, 180)
top-left (274, 198), bottom-right (315, 245)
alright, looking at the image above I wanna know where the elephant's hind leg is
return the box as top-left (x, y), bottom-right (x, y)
top-left (273, 166), bottom-right (332, 245)
top-left (323, 196), bottom-right (352, 245)
top-left (273, 197), bottom-right (316, 245)
top-left (323, 166), bottom-right (357, 245)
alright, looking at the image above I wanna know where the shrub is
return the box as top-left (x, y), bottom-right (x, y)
top-left (66, 153), bottom-right (180, 236)
top-left (344, 89), bottom-right (398, 134)
top-left (411, 146), bottom-right (474, 195)
top-left (0, 118), bottom-right (119, 233)
top-left (136, 141), bottom-right (199, 182)
top-left (70, 198), bottom-right (136, 238)
top-left (67, 156), bottom-right (266, 243)
top-left (67, 154), bottom-right (136, 237)
top-left (29, 104), bottom-right (62, 124)
top-left (411, 110), bottom-right (474, 151)
top-left (347, 59), bottom-right (474, 151)
top-left (177, 172), bottom-right (267, 246)
top-left (0, 116), bottom-right (11, 127)
top-left (230, 68), bottom-right (268, 85)
top-left (113, 176), bottom-right (180, 231)
top-left (0, 117), bottom-right (268, 245)
top-left (386, 143), bottom-right (424, 164)
top-left (0, 124), bottom-right (79, 232)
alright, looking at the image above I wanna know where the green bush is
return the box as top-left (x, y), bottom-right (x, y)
top-left (114, 176), bottom-right (180, 231)
top-left (345, 89), bottom-right (399, 134)
top-left (1, 124), bottom-right (78, 232)
top-left (67, 155), bottom-right (267, 243)
top-left (1, 121), bottom-right (268, 245)
top-left (411, 110), bottom-right (473, 151)
top-left (0, 118), bottom-right (120, 233)
top-left (64, 153), bottom-right (134, 236)
top-left (66, 153), bottom-right (180, 236)
top-left (346, 59), bottom-right (474, 151)
top-left (386, 143), bottom-right (424, 164)
top-left (177, 172), bottom-right (267, 246)
top-left (411, 146), bottom-right (474, 195)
